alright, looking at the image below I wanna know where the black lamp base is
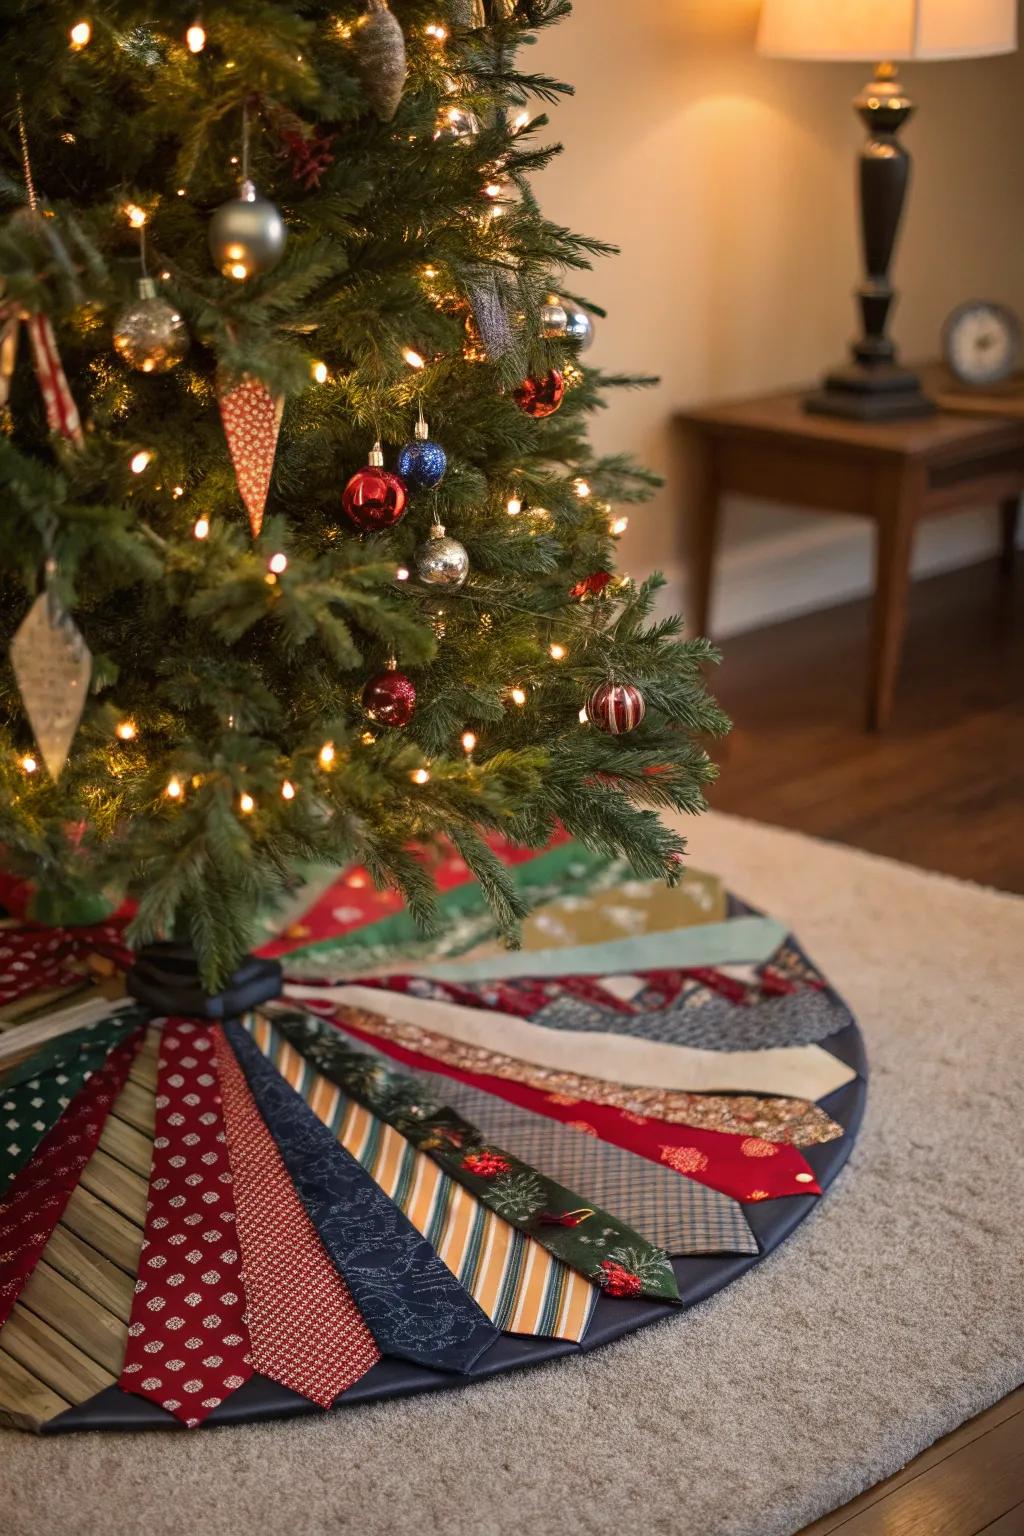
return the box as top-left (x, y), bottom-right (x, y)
top-left (806, 361), bottom-right (935, 421)
top-left (126, 942), bottom-right (283, 1019)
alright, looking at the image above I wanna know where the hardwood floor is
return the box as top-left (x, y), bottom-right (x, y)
top-left (708, 555), bottom-right (1024, 894)
top-left (709, 555), bottom-right (1024, 1535)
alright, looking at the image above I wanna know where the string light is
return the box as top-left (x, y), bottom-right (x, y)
top-left (172, 485), bottom-right (185, 499)
top-left (410, 767), bottom-right (430, 785)
top-left (360, 731), bottom-right (376, 745)
top-left (510, 686), bottom-right (527, 706)
top-left (186, 22), bottom-right (206, 52)
top-left (19, 754), bottom-right (37, 774)
top-left (461, 731), bottom-right (477, 754)
top-left (549, 643), bottom-right (567, 661)
top-left (239, 792), bottom-right (255, 814)
top-left (512, 109), bottom-right (531, 132)
top-left (130, 450), bottom-right (152, 474)
top-left (267, 551), bottom-right (288, 575)
top-left (403, 347), bottom-right (425, 369)
top-left (281, 779), bottom-right (296, 801)
top-left (69, 20), bottom-right (91, 49)
top-left (318, 742), bottom-right (336, 768)
top-left (193, 515), bottom-right (210, 539)
top-left (506, 496), bottom-right (522, 517)
top-left (165, 775), bottom-right (183, 799)
top-left (311, 360), bottom-right (328, 384)
top-left (424, 22), bottom-right (447, 40)
top-left (395, 565), bottom-right (410, 581)
top-left (610, 514), bottom-right (629, 536)
top-left (579, 707), bottom-right (589, 724)
top-left (574, 478), bottom-right (591, 498)
top-left (116, 720), bottom-right (137, 741)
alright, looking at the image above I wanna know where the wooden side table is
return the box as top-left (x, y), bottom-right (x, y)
top-left (678, 373), bottom-right (1024, 729)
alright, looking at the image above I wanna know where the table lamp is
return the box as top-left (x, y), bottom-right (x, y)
top-left (757, 0), bottom-right (1017, 419)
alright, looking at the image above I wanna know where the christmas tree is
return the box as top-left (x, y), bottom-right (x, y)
top-left (0, 0), bottom-right (728, 989)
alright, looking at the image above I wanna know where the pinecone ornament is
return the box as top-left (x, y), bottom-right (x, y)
top-left (355, 0), bottom-right (407, 123)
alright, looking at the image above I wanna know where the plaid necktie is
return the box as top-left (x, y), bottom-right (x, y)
top-left (119, 1020), bottom-right (253, 1428)
top-left (212, 1026), bottom-right (381, 1406)
top-left (242, 1014), bottom-right (597, 1342)
top-left (226, 1021), bottom-right (501, 1374)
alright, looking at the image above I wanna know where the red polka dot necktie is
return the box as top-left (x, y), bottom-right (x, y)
top-left (119, 1019), bottom-right (253, 1427)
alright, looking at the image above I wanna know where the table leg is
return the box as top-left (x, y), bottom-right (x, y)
top-left (687, 434), bottom-right (719, 639)
top-left (1000, 495), bottom-right (1020, 576)
top-left (867, 463), bottom-right (922, 731)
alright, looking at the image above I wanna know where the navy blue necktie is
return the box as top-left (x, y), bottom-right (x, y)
top-left (225, 1022), bottom-right (500, 1375)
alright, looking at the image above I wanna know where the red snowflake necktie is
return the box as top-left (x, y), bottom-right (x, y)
top-left (0, 1028), bottom-right (143, 1329)
top-left (213, 1026), bottom-right (381, 1406)
top-left (119, 1019), bottom-right (253, 1428)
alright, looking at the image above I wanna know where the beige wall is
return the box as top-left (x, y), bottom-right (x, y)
top-left (534, 0), bottom-right (1024, 632)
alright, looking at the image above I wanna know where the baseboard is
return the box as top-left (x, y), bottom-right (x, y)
top-left (666, 504), bottom-right (1016, 639)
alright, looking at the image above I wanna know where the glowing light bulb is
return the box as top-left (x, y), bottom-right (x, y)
top-left (125, 203), bottom-right (146, 228)
top-left (165, 775), bottom-right (183, 799)
top-left (579, 707), bottom-right (589, 724)
top-left (116, 720), bottom-right (136, 741)
top-left (193, 515), bottom-right (210, 539)
top-left (172, 485), bottom-right (184, 499)
top-left (395, 566), bottom-right (410, 581)
top-left (281, 779), bottom-right (296, 801)
top-left (425, 22), bottom-right (447, 40)
top-left (268, 551), bottom-right (288, 575)
top-left (177, 187), bottom-right (187, 197)
top-left (506, 497), bottom-right (522, 517)
top-left (410, 767), bottom-right (430, 785)
top-left (512, 109), bottom-right (530, 132)
top-left (461, 731), bottom-right (477, 754)
top-left (228, 261), bottom-right (248, 281)
top-left (130, 450), bottom-right (152, 474)
top-left (318, 742), bottom-right (336, 768)
top-left (549, 643), bottom-right (567, 661)
top-left (403, 347), bottom-right (425, 369)
top-left (574, 478), bottom-right (591, 498)
top-left (20, 754), bottom-right (37, 774)
top-left (186, 22), bottom-right (206, 52)
top-left (311, 360), bottom-right (328, 383)
top-left (510, 686), bottom-right (527, 706)
top-left (239, 792), bottom-right (255, 814)
top-left (610, 515), bottom-right (629, 536)
top-left (69, 20), bottom-right (91, 49)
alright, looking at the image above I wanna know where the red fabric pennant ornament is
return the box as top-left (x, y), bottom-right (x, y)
top-left (25, 313), bottom-right (84, 448)
top-left (218, 375), bottom-right (284, 538)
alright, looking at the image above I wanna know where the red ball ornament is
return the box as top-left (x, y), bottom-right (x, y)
top-left (343, 442), bottom-right (408, 531)
top-left (362, 667), bottom-right (416, 727)
top-left (585, 681), bottom-right (646, 735)
top-left (513, 368), bottom-right (565, 419)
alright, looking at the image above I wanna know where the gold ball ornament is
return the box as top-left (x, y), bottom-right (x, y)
top-left (113, 278), bottom-right (189, 374)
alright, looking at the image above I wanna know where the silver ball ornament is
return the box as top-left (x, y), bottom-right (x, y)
top-left (113, 278), bottom-right (189, 374)
top-left (415, 524), bottom-right (470, 589)
top-left (563, 301), bottom-right (595, 351)
top-left (540, 298), bottom-right (569, 338)
top-left (209, 180), bottom-right (287, 280)
top-left (435, 104), bottom-right (479, 142)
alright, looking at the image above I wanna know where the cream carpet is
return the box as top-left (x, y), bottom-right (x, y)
top-left (4, 812), bottom-right (1023, 1536)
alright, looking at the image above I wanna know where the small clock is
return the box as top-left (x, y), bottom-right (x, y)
top-left (942, 301), bottom-right (1022, 387)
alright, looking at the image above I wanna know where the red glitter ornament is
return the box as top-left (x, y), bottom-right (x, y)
top-left (585, 681), bottom-right (646, 735)
top-left (362, 666), bottom-right (416, 727)
top-left (343, 442), bottom-right (408, 531)
top-left (513, 368), bottom-right (565, 419)
top-left (570, 569), bottom-right (612, 600)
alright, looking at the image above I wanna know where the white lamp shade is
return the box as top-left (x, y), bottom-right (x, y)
top-left (757, 0), bottom-right (1017, 62)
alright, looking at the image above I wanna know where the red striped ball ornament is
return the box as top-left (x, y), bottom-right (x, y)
top-left (585, 682), bottom-right (646, 734)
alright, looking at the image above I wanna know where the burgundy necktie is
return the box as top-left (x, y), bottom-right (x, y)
top-left (119, 1019), bottom-right (253, 1427)
top-left (213, 1025), bottom-right (381, 1406)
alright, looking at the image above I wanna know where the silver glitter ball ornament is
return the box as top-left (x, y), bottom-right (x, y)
top-left (415, 524), bottom-right (469, 589)
top-left (540, 298), bottom-right (569, 338)
top-left (113, 278), bottom-right (189, 373)
top-left (563, 301), bottom-right (595, 351)
top-left (209, 180), bottom-right (287, 280)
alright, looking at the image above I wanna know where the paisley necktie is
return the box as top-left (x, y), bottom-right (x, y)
top-left (119, 1020), bottom-right (253, 1428)
top-left (212, 1026), bottom-right (382, 1406)
top-left (225, 1021), bottom-right (501, 1373)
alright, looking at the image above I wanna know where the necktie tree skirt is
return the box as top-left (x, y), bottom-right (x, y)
top-left (0, 850), bottom-right (867, 1434)
top-left (0, 2), bottom-right (866, 1438)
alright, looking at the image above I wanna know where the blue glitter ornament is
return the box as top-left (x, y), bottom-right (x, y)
top-left (396, 413), bottom-right (448, 489)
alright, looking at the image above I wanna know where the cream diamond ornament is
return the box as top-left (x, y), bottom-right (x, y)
top-left (10, 591), bottom-right (92, 779)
